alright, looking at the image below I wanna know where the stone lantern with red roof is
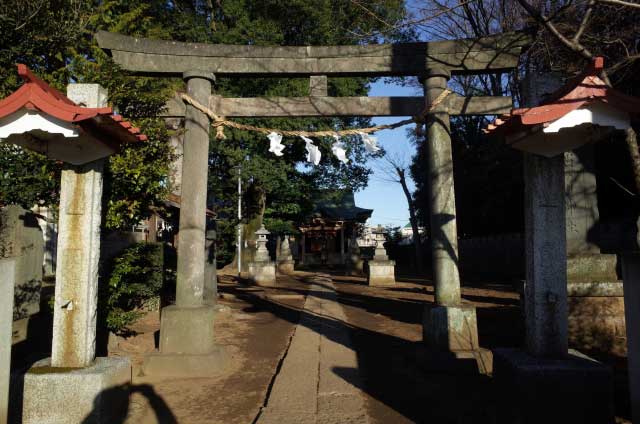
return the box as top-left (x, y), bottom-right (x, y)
top-left (485, 57), bottom-right (640, 424)
top-left (0, 65), bottom-right (145, 423)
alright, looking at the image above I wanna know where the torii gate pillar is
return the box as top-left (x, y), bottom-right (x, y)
top-left (142, 71), bottom-right (227, 377)
top-left (421, 68), bottom-right (486, 369)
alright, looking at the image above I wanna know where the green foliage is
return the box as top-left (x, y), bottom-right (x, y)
top-left (100, 242), bottom-right (164, 333)
top-left (0, 0), bottom-right (178, 228)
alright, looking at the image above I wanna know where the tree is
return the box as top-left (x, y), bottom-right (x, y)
top-left (0, 0), bottom-right (179, 229)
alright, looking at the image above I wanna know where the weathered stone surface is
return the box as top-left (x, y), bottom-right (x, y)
top-left (567, 280), bottom-right (624, 297)
top-left (0, 205), bottom-right (43, 322)
top-left (423, 69), bottom-right (462, 307)
top-left (142, 305), bottom-right (227, 377)
top-left (96, 30), bottom-right (531, 76)
top-left (423, 305), bottom-right (479, 351)
top-left (0, 259), bottom-right (15, 424)
top-left (524, 153), bottom-right (568, 357)
top-left (277, 237), bottom-right (295, 274)
top-left (51, 159), bottom-right (104, 368)
top-left (367, 260), bottom-right (396, 286)
top-left (567, 253), bottom-right (619, 283)
top-left (249, 261), bottom-right (277, 286)
top-left (565, 145), bottom-right (600, 255)
top-left (158, 305), bottom-right (216, 354)
top-left (493, 348), bottom-right (613, 424)
top-left (164, 94), bottom-right (512, 118)
top-left (175, 72), bottom-right (213, 307)
top-left (22, 357), bottom-right (131, 424)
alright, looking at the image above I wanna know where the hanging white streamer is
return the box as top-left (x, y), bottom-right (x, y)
top-left (267, 132), bottom-right (285, 156)
top-left (301, 135), bottom-right (321, 165)
top-left (331, 135), bottom-right (349, 164)
top-left (359, 132), bottom-right (380, 153)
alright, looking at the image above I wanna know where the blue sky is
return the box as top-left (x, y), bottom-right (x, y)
top-left (354, 79), bottom-right (422, 228)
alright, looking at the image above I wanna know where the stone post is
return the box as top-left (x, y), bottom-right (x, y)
top-left (176, 71), bottom-right (215, 307)
top-left (142, 71), bottom-right (227, 378)
top-left (524, 153), bottom-right (568, 357)
top-left (622, 250), bottom-right (640, 424)
top-left (300, 232), bottom-right (306, 265)
top-left (0, 258), bottom-right (15, 424)
top-left (51, 159), bottom-right (104, 367)
top-left (421, 69), bottom-right (480, 356)
top-left (50, 84), bottom-right (109, 368)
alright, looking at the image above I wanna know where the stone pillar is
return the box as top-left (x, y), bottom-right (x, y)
top-left (622, 252), bottom-right (640, 424)
top-left (524, 153), bottom-right (568, 357)
top-left (300, 232), bottom-right (306, 265)
top-left (367, 226), bottom-right (395, 286)
top-left (142, 71), bottom-right (227, 378)
top-left (421, 69), bottom-right (481, 359)
top-left (0, 259), bottom-right (15, 424)
top-left (492, 153), bottom-right (613, 424)
top-left (176, 71), bottom-right (215, 307)
top-left (422, 68), bottom-right (461, 306)
top-left (51, 159), bottom-right (104, 367)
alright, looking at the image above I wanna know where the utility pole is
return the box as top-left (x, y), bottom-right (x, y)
top-left (237, 166), bottom-right (242, 276)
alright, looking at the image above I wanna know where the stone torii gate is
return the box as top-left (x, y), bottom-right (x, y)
top-left (97, 30), bottom-right (530, 374)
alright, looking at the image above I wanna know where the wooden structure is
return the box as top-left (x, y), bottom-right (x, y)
top-left (299, 191), bottom-right (372, 266)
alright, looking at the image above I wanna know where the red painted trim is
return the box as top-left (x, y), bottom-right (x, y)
top-left (0, 64), bottom-right (147, 145)
top-left (485, 57), bottom-right (640, 137)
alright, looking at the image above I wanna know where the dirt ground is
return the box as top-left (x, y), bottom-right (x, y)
top-left (100, 271), bottom-right (630, 423)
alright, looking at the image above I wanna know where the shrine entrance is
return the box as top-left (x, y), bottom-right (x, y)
top-left (96, 30), bottom-right (530, 377)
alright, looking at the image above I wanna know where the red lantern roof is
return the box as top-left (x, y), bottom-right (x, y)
top-left (484, 57), bottom-right (640, 137)
top-left (0, 64), bottom-right (147, 143)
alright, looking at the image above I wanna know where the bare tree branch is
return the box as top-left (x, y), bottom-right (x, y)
top-left (573, 0), bottom-right (596, 42)
top-left (597, 0), bottom-right (640, 8)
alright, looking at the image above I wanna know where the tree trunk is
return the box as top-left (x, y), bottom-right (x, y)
top-left (398, 168), bottom-right (423, 273)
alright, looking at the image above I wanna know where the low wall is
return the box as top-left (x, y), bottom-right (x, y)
top-left (387, 234), bottom-right (524, 280)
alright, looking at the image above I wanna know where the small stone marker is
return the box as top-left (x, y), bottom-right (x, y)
top-left (277, 235), bottom-right (295, 274)
top-left (367, 226), bottom-right (395, 287)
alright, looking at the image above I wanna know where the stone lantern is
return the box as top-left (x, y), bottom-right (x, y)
top-left (367, 225), bottom-right (395, 286)
top-left (484, 57), bottom-right (640, 424)
top-left (0, 65), bottom-right (145, 423)
top-left (248, 224), bottom-right (276, 286)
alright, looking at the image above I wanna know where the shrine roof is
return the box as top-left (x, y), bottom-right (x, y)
top-left (484, 57), bottom-right (640, 137)
top-left (311, 190), bottom-right (373, 223)
top-left (0, 64), bottom-right (147, 143)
